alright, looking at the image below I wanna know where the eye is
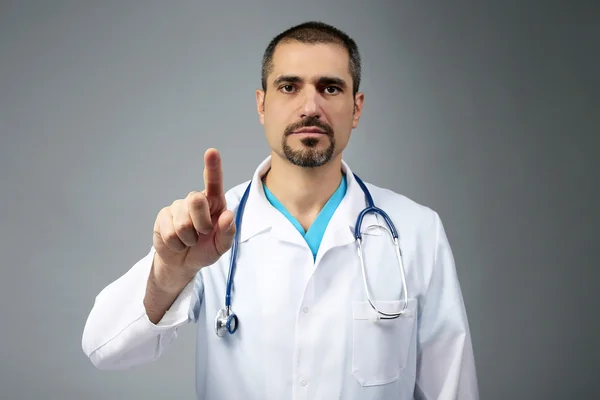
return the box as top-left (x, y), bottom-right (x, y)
top-left (280, 84), bottom-right (296, 93)
top-left (324, 86), bottom-right (341, 95)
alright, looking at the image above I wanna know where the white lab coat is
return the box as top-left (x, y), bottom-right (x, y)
top-left (82, 156), bottom-right (479, 400)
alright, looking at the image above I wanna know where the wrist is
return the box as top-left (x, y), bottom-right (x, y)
top-left (150, 255), bottom-right (198, 294)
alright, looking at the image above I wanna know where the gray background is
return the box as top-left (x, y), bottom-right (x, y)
top-left (1, 1), bottom-right (598, 399)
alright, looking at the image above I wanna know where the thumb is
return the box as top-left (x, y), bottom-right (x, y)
top-left (214, 210), bottom-right (236, 255)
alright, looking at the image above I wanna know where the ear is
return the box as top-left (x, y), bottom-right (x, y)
top-left (256, 89), bottom-right (266, 126)
top-left (352, 92), bottom-right (365, 129)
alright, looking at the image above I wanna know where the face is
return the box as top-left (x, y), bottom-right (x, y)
top-left (256, 40), bottom-right (364, 168)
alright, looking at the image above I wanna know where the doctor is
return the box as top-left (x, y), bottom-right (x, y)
top-left (82, 21), bottom-right (479, 399)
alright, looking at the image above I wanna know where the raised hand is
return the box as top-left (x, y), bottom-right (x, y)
top-left (151, 148), bottom-right (236, 285)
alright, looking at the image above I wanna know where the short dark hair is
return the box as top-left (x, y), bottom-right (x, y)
top-left (261, 21), bottom-right (362, 96)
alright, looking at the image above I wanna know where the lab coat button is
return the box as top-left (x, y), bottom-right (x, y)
top-left (301, 379), bottom-right (307, 386)
top-left (302, 307), bottom-right (309, 313)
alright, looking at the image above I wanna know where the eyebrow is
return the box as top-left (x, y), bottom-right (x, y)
top-left (272, 75), bottom-right (348, 89)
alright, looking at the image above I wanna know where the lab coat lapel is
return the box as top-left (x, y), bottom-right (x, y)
top-left (236, 158), bottom-right (275, 243)
top-left (315, 162), bottom-right (382, 263)
top-left (237, 156), bottom-right (314, 248)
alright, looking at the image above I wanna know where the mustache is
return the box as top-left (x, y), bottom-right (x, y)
top-left (284, 116), bottom-right (334, 136)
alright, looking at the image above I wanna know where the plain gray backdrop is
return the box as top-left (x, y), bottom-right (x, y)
top-left (1, 1), bottom-right (598, 399)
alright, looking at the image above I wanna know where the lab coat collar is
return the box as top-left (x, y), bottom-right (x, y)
top-left (237, 156), bottom-right (384, 253)
top-left (235, 157), bottom-right (277, 243)
top-left (317, 160), bottom-right (384, 260)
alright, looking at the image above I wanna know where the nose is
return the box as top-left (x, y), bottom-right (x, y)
top-left (299, 86), bottom-right (320, 119)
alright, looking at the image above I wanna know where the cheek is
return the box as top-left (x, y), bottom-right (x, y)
top-left (264, 115), bottom-right (285, 132)
top-left (265, 105), bottom-right (293, 129)
top-left (332, 109), bottom-right (356, 131)
top-left (263, 116), bottom-right (290, 142)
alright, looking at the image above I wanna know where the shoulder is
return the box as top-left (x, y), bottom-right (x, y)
top-left (361, 180), bottom-right (453, 290)
top-left (362, 180), bottom-right (443, 238)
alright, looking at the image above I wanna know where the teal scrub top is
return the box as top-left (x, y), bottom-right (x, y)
top-left (263, 174), bottom-right (347, 260)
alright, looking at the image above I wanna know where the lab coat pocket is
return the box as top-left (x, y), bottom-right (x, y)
top-left (351, 299), bottom-right (417, 387)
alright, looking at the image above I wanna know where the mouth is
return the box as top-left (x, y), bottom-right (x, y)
top-left (291, 127), bottom-right (327, 135)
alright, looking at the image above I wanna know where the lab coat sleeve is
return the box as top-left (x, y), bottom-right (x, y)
top-left (81, 246), bottom-right (203, 370)
top-left (414, 213), bottom-right (480, 400)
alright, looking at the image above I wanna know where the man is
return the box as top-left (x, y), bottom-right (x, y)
top-left (82, 21), bottom-right (479, 399)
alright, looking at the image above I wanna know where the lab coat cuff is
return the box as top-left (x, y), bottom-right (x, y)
top-left (149, 277), bottom-right (196, 328)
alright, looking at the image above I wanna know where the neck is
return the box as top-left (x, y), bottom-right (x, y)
top-left (263, 152), bottom-right (344, 227)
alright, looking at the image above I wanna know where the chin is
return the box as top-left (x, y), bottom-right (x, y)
top-left (282, 146), bottom-right (335, 168)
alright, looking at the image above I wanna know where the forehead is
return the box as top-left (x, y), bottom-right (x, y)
top-left (269, 41), bottom-right (351, 82)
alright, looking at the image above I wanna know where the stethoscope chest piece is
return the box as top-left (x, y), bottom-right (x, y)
top-left (215, 307), bottom-right (238, 337)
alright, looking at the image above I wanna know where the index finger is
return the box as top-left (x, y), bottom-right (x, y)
top-left (203, 148), bottom-right (224, 196)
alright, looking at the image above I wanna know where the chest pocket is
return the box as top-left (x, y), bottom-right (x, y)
top-left (351, 298), bottom-right (418, 386)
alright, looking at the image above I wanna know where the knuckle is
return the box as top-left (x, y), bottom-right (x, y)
top-left (171, 198), bottom-right (184, 209)
top-left (160, 222), bottom-right (176, 240)
top-left (157, 206), bottom-right (170, 218)
top-left (162, 232), bottom-right (181, 248)
top-left (187, 190), bottom-right (200, 199)
top-left (173, 219), bottom-right (194, 235)
top-left (155, 207), bottom-right (171, 229)
top-left (187, 192), bottom-right (207, 209)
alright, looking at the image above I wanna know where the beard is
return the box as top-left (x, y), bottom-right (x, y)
top-left (281, 116), bottom-right (336, 168)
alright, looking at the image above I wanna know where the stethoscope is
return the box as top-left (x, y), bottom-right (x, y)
top-left (215, 173), bottom-right (410, 337)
